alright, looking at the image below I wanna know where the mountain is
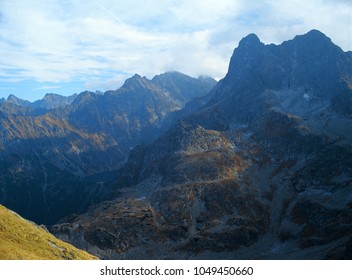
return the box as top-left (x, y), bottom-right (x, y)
top-left (152, 71), bottom-right (217, 106)
top-left (0, 93), bottom-right (78, 110)
top-left (52, 30), bottom-right (352, 259)
top-left (4, 94), bottom-right (32, 107)
top-left (0, 72), bottom-right (215, 225)
top-left (0, 204), bottom-right (97, 260)
top-left (70, 74), bottom-right (181, 144)
top-left (190, 29), bottom-right (351, 131)
top-left (32, 93), bottom-right (78, 109)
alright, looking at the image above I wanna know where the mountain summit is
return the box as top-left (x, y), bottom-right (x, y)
top-left (207, 29), bottom-right (351, 126)
top-left (238, 33), bottom-right (262, 48)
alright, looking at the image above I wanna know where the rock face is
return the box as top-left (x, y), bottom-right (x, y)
top-left (0, 72), bottom-right (215, 225)
top-left (52, 30), bottom-right (352, 259)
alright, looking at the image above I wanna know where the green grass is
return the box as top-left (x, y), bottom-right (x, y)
top-left (0, 204), bottom-right (98, 260)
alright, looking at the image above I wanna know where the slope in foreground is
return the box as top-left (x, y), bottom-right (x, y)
top-left (0, 204), bottom-right (98, 260)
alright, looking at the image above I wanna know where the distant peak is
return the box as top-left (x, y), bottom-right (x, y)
top-left (72, 91), bottom-right (96, 106)
top-left (164, 71), bottom-right (185, 76)
top-left (44, 93), bottom-right (60, 97)
top-left (306, 29), bottom-right (327, 37)
top-left (7, 94), bottom-right (19, 100)
top-left (122, 74), bottom-right (150, 88)
top-left (76, 91), bottom-right (96, 100)
top-left (238, 33), bottom-right (262, 48)
top-left (42, 93), bottom-right (61, 100)
top-left (131, 73), bottom-right (142, 79)
top-left (294, 29), bottom-right (332, 44)
top-left (152, 71), bottom-right (186, 81)
top-left (126, 74), bottom-right (148, 84)
top-left (5, 94), bottom-right (31, 106)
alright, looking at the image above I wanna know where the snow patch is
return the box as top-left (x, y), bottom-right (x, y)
top-left (303, 93), bottom-right (311, 101)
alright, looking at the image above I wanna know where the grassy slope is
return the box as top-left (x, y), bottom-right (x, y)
top-left (0, 204), bottom-right (98, 260)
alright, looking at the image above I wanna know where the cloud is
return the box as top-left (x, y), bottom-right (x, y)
top-left (33, 85), bottom-right (62, 91)
top-left (0, 0), bottom-right (350, 96)
top-left (83, 73), bottom-right (130, 91)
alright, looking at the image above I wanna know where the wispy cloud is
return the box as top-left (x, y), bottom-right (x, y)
top-left (33, 85), bottom-right (62, 91)
top-left (0, 0), bottom-right (350, 98)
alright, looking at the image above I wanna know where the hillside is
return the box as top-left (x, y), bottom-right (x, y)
top-left (0, 204), bottom-right (97, 260)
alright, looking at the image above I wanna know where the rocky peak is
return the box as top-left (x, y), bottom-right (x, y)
top-left (33, 93), bottom-right (78, 109)
top-left (238, 33), bottom-right (262, 49)
top-left (233, 33), bottom-right (265, 61)
top-left (226, 33), bottom-right (265, 79)
top-left (42, 93), bottom-right (64, 102)
top-left (153, 71), bottom-right (216, 88)
top-left (281, 29), bottom-right (343, 64)
top-left (7, 94), bottom-right (19, 101)
top-left (152, 71), bottom-right (216, 106)
top-left (71, 91), bottom-right (97, 106)
top-left (210, 29), bottom-right (351, 116)
top-left (198, 75), bottom-right (217, 84)
top-left (121, 74), bottom-right (152, 91)
top-left (6, 94), bottom-right (31, 107)
top-left (293, 29), bottom-right (332, 46)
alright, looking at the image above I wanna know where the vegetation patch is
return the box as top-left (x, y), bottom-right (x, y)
top-left (0, 204), bottom-right (97, 260)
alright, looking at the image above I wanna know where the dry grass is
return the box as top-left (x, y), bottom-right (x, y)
top-left (0, 204), bottom-right (98, 260)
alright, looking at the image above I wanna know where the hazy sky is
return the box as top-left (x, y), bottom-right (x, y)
top-left (0, 0), bottom-right (351, 101)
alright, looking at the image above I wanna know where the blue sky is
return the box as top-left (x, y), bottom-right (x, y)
top-left (0, 0), bottom-right (351, 101)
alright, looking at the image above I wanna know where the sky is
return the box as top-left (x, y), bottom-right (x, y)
top-left (0, 0), bottom-right (351, 101)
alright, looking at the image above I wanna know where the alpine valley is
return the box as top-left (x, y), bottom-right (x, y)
top-left (1, 30), bottom-right (351, 259)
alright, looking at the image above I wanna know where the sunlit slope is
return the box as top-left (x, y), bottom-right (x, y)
top-left (0, 204), bottom-right (98, 260)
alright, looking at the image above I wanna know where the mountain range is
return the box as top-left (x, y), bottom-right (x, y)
top-left (1, 30), bottom-right (351, 259)
top-left (0, 72), bottom-right (215, 224)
